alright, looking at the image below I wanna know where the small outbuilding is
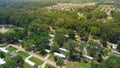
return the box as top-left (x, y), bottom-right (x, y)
top-left (49, 34), bottom-right (55, 38)
top-left (59, 48), bottom-right (69, 53)
top-left (83, 55), bottom-right (93, 60)
top-left (45, 49), bottom-right (50, 53)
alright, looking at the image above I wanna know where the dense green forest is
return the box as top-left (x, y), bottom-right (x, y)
top-left (0, 1), bottom-right (120, 43)
top-left (0, 0), bottom-right (118, 3)
top-left (0, 1), bottom-right (120, 68)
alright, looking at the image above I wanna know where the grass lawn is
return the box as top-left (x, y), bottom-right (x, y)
top-left (61, 52), bottom-right (68, 56)
top-left (45, 64), bottom-right (56, 68)
top-left (65, 61), bottom-right (91, 68)
top-left (23, 63), bottom-right (32, 68)
top-left (1, 44), bottom-right (8, 47)
top-left (48, 55), bottom-right (55, 61)
top-left (29, 57), bottom-right (43, 66)
top-left (6, 28), bottom-right (15, 33)
top-left (4, 54), bottom-right (11, 62)
top-left (7, 46), bottom-right (17, 52)
top-left (17, 51), bottom-right (29, 59)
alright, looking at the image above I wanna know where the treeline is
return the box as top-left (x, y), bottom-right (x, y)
top-left (0, 2), bottom-right (120, 44)
top-left (0, 2), bottom-right (120, 67)
top-left (0, 0), bottom-right (117, 3)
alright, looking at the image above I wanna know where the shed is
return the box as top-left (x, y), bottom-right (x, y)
top-left (59, 48), bottom-right (69, 53)
top-left (49, 34), bottom-right (55, 38)
top-left (45, 49), bottom-right (50, 53)
top-left (64, 35), bottom-right (69, 38)
top-left (83, 55), bottom-right (93, 60)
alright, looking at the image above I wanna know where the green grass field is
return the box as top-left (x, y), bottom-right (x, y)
top-left (48, 55), bottom-right (55, 61)
top-left (65, 62), bottom-right (91, 68)
top-left (29, 57), bottom-right (43, 66)
top-left (45, 64), bottom-right (56, 68)
top-left (7, 46), bottom-right (17, 52)
top-left (5, 54), bottom-right (11, 62)
top-left (6, 28), bottom-right (15, 33)
top-left (17, 51), bottom-right (29, 59)
top-left (23, 63), bottom-right (32, 68)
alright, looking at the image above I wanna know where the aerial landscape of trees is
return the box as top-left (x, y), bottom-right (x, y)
top-left (0, 0), bottom-right (120, 68)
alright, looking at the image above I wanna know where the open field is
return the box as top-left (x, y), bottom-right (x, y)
top-left (45, 64), bottom-right (56, 68)
top-left (29, 57), bottom-right (43, 66)
top-left (17, 51), bottom-right (30, 59)
top-left (23, 62), bottom-right (32, 68)
top-left (5, 54), bottom-right (11, 62)
top-left (65, 62), bottom-right (91, 68)
top-left (7, 46), bottom-right (17, 52)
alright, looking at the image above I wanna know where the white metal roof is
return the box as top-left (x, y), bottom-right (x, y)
top-left (25, 59), bottom-right (35, 66)
top-left (64, 35), bottom-right (69, 37)
top-left (113, 51), bottom-right (120, 55)
top-left (83, 55), bottom-right (93, 60)
top-left (0, 47), bottom-right (9, 54)
top-left (59, 48), bottom-right (69, 53)
top-left (45, 49), bottom-right (50, 53)
top-left (38, 65), bottom-right (41, 68)
top-left (112, 46), bottom-right (117, 50)
top-left (0, 58), bottom-right (6, 65)
top-left (49, 34), bottom-right (55, 38)
top-left (53, 52), bottom-right (66, 58)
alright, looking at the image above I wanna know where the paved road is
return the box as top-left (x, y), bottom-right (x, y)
top-left (8, 44), bottom-right (57, 67)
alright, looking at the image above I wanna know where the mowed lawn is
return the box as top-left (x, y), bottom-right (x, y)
top-left (29, 57), bottom-right (43, 66)
top-left (65, 62), bottom-right (91, 68)
top-left (5, 54), bottom-right (11, 62)
top-left (48, 55), bottom-right (55, 61)
top-left (7, 46), bottom-right (17, 52)
top-left (45, 64), bottom-right (56, 68)
top-left (23, 63), bottom-right (32, 68)
top-left (17, 51), bottom-right (29, 59)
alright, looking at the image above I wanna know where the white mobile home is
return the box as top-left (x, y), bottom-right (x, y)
top-left (53, 52), bottom-right (66, 58)
top-left (25, 59), bottom-right (35, 67)
top-left (0, 47), bottom-right (9, 54)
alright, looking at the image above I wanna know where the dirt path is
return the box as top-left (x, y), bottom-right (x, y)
top-left (75, 32), bottom-right (81, 41)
